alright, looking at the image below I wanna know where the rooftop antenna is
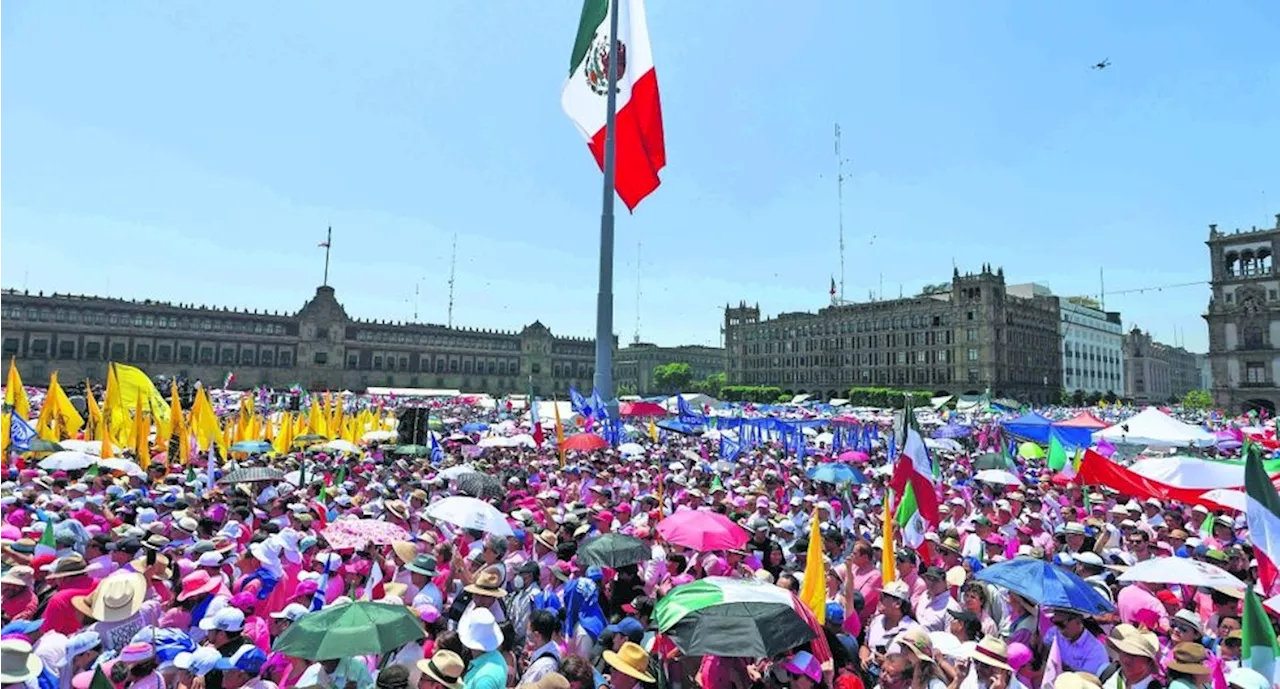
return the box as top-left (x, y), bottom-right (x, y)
top-left (447, 233), bottom-right (457, 328)
top-left (1100, 267), bottom-right (1106, 310)
top-left (633, 240), bottom-right (642, 344)
top-left (835, 123), bottom-right (846, 301)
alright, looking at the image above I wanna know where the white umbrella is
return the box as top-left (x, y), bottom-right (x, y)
top-left (1199, 488), bottom-right (1246, 512)
top-left (477, 437), bottom-right (511, 448)
top-left (438, 464), bottom-right (477, 480)
top-left (680, 449), bottom-right (700, 462)
top-left (39, 451), bottom-right (98, 471)
top-left (814, 432), bottom-right (834, 446)
top-left (618, 442), bottom-right (645, 456)
top-left (1118, 556), bottom-right (1247, 589)
top-left (974, 469), bottom-right (1023, 486)
top-left (425, 496), bottom-right (514, 537)
top-left (361, 430), bottom-right (398, 442)
top-left (319, 439), bottom-right (360, 454)
top-left (508, 434), bottom-right (537, 448)
top-left (58, 439), bottom-right (103, 456)
top-left (97, 458), bottom-right (146, 478)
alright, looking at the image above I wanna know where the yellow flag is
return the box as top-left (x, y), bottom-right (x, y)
top-left (0, 411), bottom-right (9, 460)
top-left (169, 382), bottom-right (188, 465)
top-left (272, 413), bottom-right (292, 454)
top-left (307, 396), bottom-right (325, 435)
top-left (111, 363), bottom-right (169, 424)
top-left (84, 380), bottom-right (104, 441)
top-left (35, 394), bottom-right (57, 442)
top-left (101, 417), bottom-right (115, 459)
top-left (799, 511), bottom-right (827, 624)
top-left (46, 372), bottom-right (84, 439)
top-left (104, 364), bottom-right (129, 446)
top-left (648, 418), bottom-right (659, 443)
top-left (553, 397), bottom-right (566, 467)
top-left (5, 358), bottom-right (30, 421)
top-left (882, 488), bottom-right (897, 585)
top-left (190, 385), bottom-right (225, 454)
top-left (132, 396), bottom-right (151, 470)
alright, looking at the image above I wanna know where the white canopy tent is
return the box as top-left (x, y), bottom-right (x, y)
top-left (1091, 407), bottom-right (1216, 448)
top-left (662, 393), bottom-right (719, 411)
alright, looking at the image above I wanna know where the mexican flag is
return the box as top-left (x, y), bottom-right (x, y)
top-left (891, 397), bottom-right (939, 541)
top-left (1246, 443), bottom-right (1280, 592)
top-left (1242, 587), bottom-right (1280, 684)
top-left (561, 0), bottom-right (666, 211)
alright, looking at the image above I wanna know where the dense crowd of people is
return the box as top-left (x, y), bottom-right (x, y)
top-left (1, 394), bottom-right (1277, 689)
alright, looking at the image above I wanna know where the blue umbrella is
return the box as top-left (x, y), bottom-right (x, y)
top-left (657, 420), bottom-right (702, 435)
top-left (230, 440), bottom-right (272, 453)
top-left (806, 463), bottom-right (868, 485)
top-left (975, 558), bottom-right (1113, 616)
top-left (460, 422), bottom-right (489, 433)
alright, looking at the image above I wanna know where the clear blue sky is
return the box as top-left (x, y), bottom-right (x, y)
top-left (4, 1), bottom-right (1278, 353)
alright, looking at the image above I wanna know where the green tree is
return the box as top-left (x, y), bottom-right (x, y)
top-left (1103, 390), bottom-right (1119, 405)
top-left (617, 382), bottom-right (638, 396)
top-left (1182, 389), bottom-right (1213, 409)
top-left (1084, 391), bottom-right (1104, 406)
top-left (652, 362), bottom-right (694, 393)
top-left (1058, 387), bottom-right (1071, 405)
top-left (1070, 389), bottom-right (1087, 407)
top-left (692, 372), bottom-right (726, 398)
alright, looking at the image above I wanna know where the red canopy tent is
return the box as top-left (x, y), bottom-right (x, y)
top-left (1054, 412), bottom-right (1108, 428)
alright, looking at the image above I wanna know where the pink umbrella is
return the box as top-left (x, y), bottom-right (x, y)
top-left (656, 510), bottom-right (749, 552)
top-left (320, 519), bottom-right (411, 550)
top-left (837, 450), bottom-right (869, 463)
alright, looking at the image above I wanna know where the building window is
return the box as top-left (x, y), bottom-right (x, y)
top-left (134, 345), bottom-right (150, 362)
top-left (1247, 362), bottom-right (1267, 384)
top-left (220, 349), bottom-right (234, 365)
top-left (531, 363), bottom-right (541, 374)
top-left (200, 347), bottom-right (214, 364)
top-left (464, 360), bottom-right (473, 373)
top-left (374, 356), bottom-right (383, 370)
top-left (436, 358), bottom-right (445, 372)
top-left (967, 348), bottom-right (978, 361)
top-left (157, 345), bottom-right (172, 362)
top-left (280, 351), bottom-right (292, 366)
top-left (109, 343), bottom-right (126, 360)
top-left (313, 352), bottom-right (328, 365)
top-left (347, 354), bottom-right (359, 369)
top-left (2, 339), bottom-right (19, 357)
top-left (240, 350), bottom-right (255, 365)
top-left (966, 328), bottom-right (978, 342)
top-left (399, 356), bottom-right (409, 370)
top-left (58, 341), bottom-right (76, 360)
top-left (261, 351), bottom-right (273, 366)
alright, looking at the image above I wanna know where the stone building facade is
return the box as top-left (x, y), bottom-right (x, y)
top-left (723, 266), bottom-right (1063, 404)
top-left (614, 343), bottom-right (725, 395)
top-left (0, 285), bottom-right (612, 397)
top-left (1204, 213), bottom-right (1280, 413)
top-left (1122, 328), bottom-right (1201, 405)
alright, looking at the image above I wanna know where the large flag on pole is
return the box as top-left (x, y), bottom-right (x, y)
top-left (890, 395), bottom-right (940, 528)
top-left (798, 511), bottom-right (826, 624)
top-left (1245, 443), bottom-right (1280, 592)
top-left (561, 0), bottom-right (666, 211)
top-left (1242, 586), bottom-right (1280, 684)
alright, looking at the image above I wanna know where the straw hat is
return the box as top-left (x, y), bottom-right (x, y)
top-left (1107, 628), bottom-right (1158, 660)
top-left (967, 637), bottom-right (1013, 671)
top-left (1053, 672), bottom-right (1102, 689)
top-left (1167, 642), bottom-right (1210, 675)
top-left (130, 553), bottom-right (173, 579)
top-left (463, 568), bottom-right (507, 598)
top-left (45, 555), bottom-right (90, 580)
top-left (894, 628), bottom-right (936, 663)
top-left (0, 639), bottom-right (43, 684)
top-left (73, 572), bottom-right (147, 623)
top-left (390, 540), bottom-right (418, 564)
top-left (534, 530), bottom-right (559, 550)
top-left (1, 565), bottom-right (35, 587)
top-left (416, 650), bottom-right (464, 688)
top-left (602, 641), bottom-right (656, 684)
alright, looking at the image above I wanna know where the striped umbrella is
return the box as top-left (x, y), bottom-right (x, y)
top-left (654, 577), bottom-right (815, 658)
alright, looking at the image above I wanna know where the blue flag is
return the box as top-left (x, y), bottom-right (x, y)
top-left (311, 557), bottom-right (331, 611)
top-left (570, 387), bottom-right (591, 417)
top-left (430, 431), bottom-right (444, 464)
top-left (676, 394), bottom-right (705, 427)
top-left (590, 388), bottom-right (608, 420)
top-left (719, 433), bottom-right (742, 461)
top-left (9, 412), bottom-right (37, 453)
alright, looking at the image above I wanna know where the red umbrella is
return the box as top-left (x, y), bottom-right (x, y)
top-left (561, 433), bottom-right (608, 452)
top-left (618, 401), bottom-right (667, 417)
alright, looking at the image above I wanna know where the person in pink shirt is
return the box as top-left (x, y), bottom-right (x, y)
top-left (1116, 580), bottom-right (1170, 633)
top-left (895, 550), bottom-right (927, 606)
top-left (844, 541), bottom-right (881, 630)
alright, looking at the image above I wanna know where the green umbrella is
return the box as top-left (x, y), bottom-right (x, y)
top-left (27, 439), bottom-right (65, 454)
top-left (577, 533), bottom-right (652, 569)
top-left (271, 602), bottom-right (425, 660)
top-left (1018, 441), bottom-right (1045, 460)
top-left (654, 576), bottom-right (815, 658)
top-left (394, 445), bottom-right (429, 457)
top-left (973, 452), bottom-right (1015, 471)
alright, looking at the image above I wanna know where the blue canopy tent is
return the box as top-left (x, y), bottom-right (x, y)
top-left (1002, 412), bottom-right (1054, 444)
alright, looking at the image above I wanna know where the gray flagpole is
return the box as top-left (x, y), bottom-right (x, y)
top-left (592, 0), bottom-right (621, 412)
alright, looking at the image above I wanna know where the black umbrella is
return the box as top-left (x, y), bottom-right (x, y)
top-left (577, 533), bottom-right (652, 569)
top-left (455, 472), bottom-right (504, 501)
top-left (219, 467), bottom-right (286, 484)
top-left (973, 453), bottom-right (1014, 471)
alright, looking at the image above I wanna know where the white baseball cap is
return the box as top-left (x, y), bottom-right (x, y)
top-left (269, 603), bottom-right (310, 622)
top-left (198, 607), bottom-right (245, 632)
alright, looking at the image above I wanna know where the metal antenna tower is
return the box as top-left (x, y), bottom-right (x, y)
top-left (447, 234), bottom-right (457, 328)
top-left (633, 241), bottom-right (642, 344)
top-left (835, 123), bottom-right (846, 301)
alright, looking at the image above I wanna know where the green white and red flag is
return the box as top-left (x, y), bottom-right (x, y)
top-left (561, 0), bottom-right (666, 211)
